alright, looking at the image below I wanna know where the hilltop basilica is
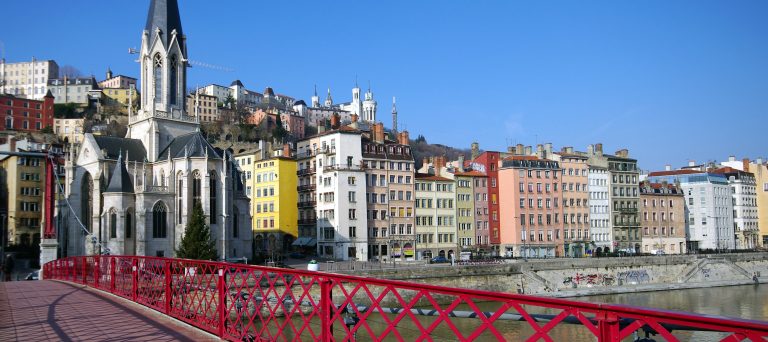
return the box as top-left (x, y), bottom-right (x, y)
top-left (62, 0), bottom-right (252, 259)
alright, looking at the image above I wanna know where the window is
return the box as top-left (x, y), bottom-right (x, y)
top-left (125, 212), bottom-right (132, 238)
top-left (210, 172), bottom-right (217, 223)
top-left (349, 209), bottom-right (357, 220)
top-left (109, 210), bottom-right (117, 238)
top-left (152, 202), bottom-right (168, 238)
top-left (170, 55), bottom-right (178, 105)
top-left (153, 54), bottom-right (163, 103)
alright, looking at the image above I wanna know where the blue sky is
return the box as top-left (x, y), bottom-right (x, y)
top-left (3, 1), bottom-right (767, 171)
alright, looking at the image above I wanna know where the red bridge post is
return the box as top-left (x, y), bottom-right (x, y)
top-left (132, 258), bottom-right (138, 302)
top-left (320, 278), bottom-right (333, 342)
top-left (164, 260), bottom-right (171, 315)
top-left (217, 268), bottom-right (226, 338)
top-left (110, 258), bottom-right (116, 292)
top-left (596, 311), bottom-right (619, 342)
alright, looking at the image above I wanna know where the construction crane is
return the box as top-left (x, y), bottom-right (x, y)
top-left (128, 48), bottom-right (233, 72)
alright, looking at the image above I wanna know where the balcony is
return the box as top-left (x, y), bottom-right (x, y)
top-left (324, 164), bottom-right (364, 172)
top-left (298, 218), bottom-right (317, 225)
top-left (297, 184), bottom-right (316, 192)
top-left (297, 168), bottom-right (316, 176)
top-left (318, 146), bottom-right (336, 155)
top-left (298, 201), bottom-right (316, 208)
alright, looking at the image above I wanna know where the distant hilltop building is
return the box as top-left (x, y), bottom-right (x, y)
top-left (62, 0), bottom-right (252, 259)
top-left (0, 58), bottom-right (59, 99)
top-left (306, 83), bottom-right (380, 126)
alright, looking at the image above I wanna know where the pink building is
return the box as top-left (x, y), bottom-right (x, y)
top-left (498, 155), bottom-right (564, 258)
top-left (245, 108), bottom-right (306, 139)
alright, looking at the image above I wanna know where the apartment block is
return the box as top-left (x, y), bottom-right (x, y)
top-left (553, 149), bottom-right (590, 257)
top-left (640, 181), bottom-right (687, 254)
top-left (415, 170), bottom-right (457, 260)
top-left (1, 92), bottom-right (55, 132)
top-left (0, 59), bottom-right (59, 99)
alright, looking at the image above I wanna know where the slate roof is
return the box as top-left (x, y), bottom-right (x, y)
top-left (145, 0), bottom-right (183, 48)
top-left (158, 132), bottom-right (220, 159)
top-left (93, 136), bottom-right (147, 162)
top-left (105, 155), bottom-right (134, 193)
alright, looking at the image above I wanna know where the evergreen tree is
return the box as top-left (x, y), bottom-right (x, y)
top-left (176, 202), bottom-right (218, 260)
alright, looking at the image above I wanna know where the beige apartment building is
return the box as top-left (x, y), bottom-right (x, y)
top-left (554, 150), bottom-right (591, 257)
top-left (640, 181), bottom-right (687, 254)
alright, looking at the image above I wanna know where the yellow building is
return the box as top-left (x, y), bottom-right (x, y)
top-left (236, 146), bottom-right (297, 257)
top-left (53, 118), bottom-right (85, 145)
top-left (747, 161), bottom-right (768, 247)
top-left (0, 154), bottom-right (45, 246)
top-left (102, 87), bottom-right (139, 113)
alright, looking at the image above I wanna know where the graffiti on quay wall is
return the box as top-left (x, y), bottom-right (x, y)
top-left (617, 269), bottom-right (651, 284)
top-left (702, 268), bottom-right (711, 278)
top-left (562, 273), bottom-right (615, 286)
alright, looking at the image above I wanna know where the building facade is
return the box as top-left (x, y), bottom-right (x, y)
top-left (48, 77), bottom-right (100, 105)
top-left (554, 151), bottom-right (590, 257)
top-left (647, 170), bottom-right (735, 251)
top-left (470, 151), bottom-right (503, 256)
top-left (640, 181), bottom-right (687, 254)
top-left (713, 166), bottom-right (759, 249)
top-left (1, 92), bottom-right (55, 132)
top-left (415, 172), bottom-right (456, 260)
top-left (498, 155), bottom-right (563, 258)
top-left (186, 92), bottom-right (219, 123)
top-left (363, 125), bottom-right (415, 261)
top-left (0, 154), bottom-right (45, 246)
top-left (607, 150), bottom-right (641, 253)
top-left (102, 86), bottom-right (139, 113)
top-left (53, 118), bottom-right (85, 145)
top-left (0, 58), bottom-right (59, 99)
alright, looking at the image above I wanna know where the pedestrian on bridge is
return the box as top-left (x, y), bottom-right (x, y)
top-left (2, 254), bottom-right (14, 282)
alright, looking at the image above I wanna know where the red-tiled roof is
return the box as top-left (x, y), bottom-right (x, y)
top-left (415, 173), bottom-right (453, 182)
top-left (454, 170), bottom-right (486, 177)
top-left (647, 169), bottom-right (701, 177)
top-left (502, 155), bottom-right (539, 161)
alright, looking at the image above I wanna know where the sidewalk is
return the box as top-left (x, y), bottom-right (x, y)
top-left (0, 280), bottom-right (218, 342)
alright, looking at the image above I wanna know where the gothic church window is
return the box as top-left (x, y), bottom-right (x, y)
top-left (210, 171), bottom-right (217, 224)
top-left (153, 201), bottom-right (168, 238)
top-left (154, 54), bottom-right (163, 104)
top-left (109, 209), bottom-right (117, 239)
top-left (170, 55), bottom-right (178, 105)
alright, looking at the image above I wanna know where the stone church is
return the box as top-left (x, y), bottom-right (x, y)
top-left (62, 0), bottom-right (252, 259)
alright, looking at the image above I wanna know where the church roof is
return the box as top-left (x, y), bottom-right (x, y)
top-left (105, 155), bottom-right (134, 193)
top-left (145, 0), bottom-right (184, 48)
top-left (231, 80), bottom-right (244, 87)
top-left (93, 136), bottom-right (147, 162)
top-left (158, 132), bottom-right (220, 159)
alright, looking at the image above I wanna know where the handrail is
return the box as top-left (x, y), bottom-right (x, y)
top-left (43, 256), bottom-right (768, 341)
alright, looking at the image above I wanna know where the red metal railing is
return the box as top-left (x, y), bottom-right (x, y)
top-left (44, 256), bottom-right (768, 341)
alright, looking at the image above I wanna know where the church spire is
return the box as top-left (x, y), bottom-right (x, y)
top-left (145, 0), bottom-right (184, 47)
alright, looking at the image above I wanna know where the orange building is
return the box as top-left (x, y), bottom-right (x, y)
top-left (498, 155), bottom-right (564, 258)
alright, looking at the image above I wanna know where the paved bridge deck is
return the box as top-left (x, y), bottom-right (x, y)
top-left (0, 280), bottom-right (217, 342)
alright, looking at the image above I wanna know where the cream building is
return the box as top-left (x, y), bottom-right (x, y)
top-left (0, 58), bottom-right (59, 99)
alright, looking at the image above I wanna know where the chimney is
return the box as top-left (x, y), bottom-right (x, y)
top-left (330, 113), bottom-right (340, 129)
top-left (471, 142), bottom-right (480, 160)
top-left (545, 143), bottom-right (553, 156)
top-left (665, 164), bottom-right (671, 171)
top-left (743, 158), bottom-right (750, 172)
top-left (615, 149), bottom-right (629, 158)
top-left (535, 144), bottom-right (544, 158)
top-left (688, 160), bottom-right (696, 167)
top-left (595, 143), bottom-right (603, 155)
top-left (458, 154), bottom-right (465, 170)
top-left (728, 155), bottom-right (736, 162)
top-left (516, 144), bottom-right (524, 155)
top-left (398, 131), bottom-right (410, 145)
top-left (373, 123), bottom-right (385, 144)
top-left (524, 146), bottom-right (532, 156)
top-left (10, 137), bottom-right (16, 152)
top-left (422, 157), bottom-right (429, 168)
top-left (587, 144), bottom-right (594, 155)
top-left (282, 143), bottom-right (291, 158)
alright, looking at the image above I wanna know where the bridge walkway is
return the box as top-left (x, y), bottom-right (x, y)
top-left (0, 280), bottom-right (217, 342)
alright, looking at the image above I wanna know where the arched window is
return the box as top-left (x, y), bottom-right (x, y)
top-left (152, 202), bottom-right (167, 239)
top-left (153, 54), bottom-right (163, 104)
top-left (109, 209), bottom-right (117, 239)
top-left (209, 171), bottom-right (217, 223)
top-left (177, 171), bottom-right (184, 222)
top-left (169, 55), bottom-right (178, 105)
top-left (81, 173), bottom-right (93, 231)
top-left (125, 211), bottom-right (133, 239)
top-left (233, 208), bottom-right (239, 238)
top-left (192, 170), bottom-right (201, 205)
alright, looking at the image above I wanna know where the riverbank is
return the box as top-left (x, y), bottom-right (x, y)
top-left (540, 277), bottom-right (765, 298)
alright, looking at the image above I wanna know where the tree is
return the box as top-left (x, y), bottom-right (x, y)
top-left (176, 202), bottom-right (218, 260)
top-left (272, 114), bottom-right (288, 142)
top-left (58, 65), bottom-right (82, 78)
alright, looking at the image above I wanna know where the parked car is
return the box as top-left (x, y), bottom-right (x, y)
top-left (289, 252), bottom-right (306, 259)
top-left (430, 256), bottom-right (449, 264)
top-left (25, 270), bottom-right (39, 281)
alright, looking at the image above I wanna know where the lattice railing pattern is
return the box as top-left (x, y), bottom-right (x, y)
top-left (43, 256), bottom-right (768, 341)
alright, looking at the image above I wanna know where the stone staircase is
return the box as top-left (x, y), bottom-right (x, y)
top-left (720, 258), bottom-right (752, 279)
top-left (679, 258), bottom-right (709, 283)
top-left (522, 270), bottom-right (559, 292)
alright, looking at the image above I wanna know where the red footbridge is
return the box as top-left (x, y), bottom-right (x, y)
top-left (42, 256), bottom-right (768, 341)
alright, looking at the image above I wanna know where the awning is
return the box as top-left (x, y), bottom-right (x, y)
top-left (291, 238), bottom-right (317, 247)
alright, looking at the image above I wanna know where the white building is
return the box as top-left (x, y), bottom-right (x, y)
top-left (48, 77), bottom-right (100, 105)
top-left (588, 165), bottom-right (612, 252)
top-left (713, 165), bottom-right (759, 249)
top-left (62, 0), bottom-right (252, 259)
top-left (647, 170), bottom-right (735, 251)
top-left (297, 122), bottom-right (368, 261)
top-left (0, 58), bottom-right (59, 99)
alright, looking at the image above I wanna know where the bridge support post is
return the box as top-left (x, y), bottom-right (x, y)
top-left (110, 258), bottom-right (116, 292)
top-left (596, 311), bottom-right (619, 341)
top-left (320, 278), bottom-right (333, 342)
top-left (94, 257), bottom-right (100, 289)
top-left (218, 268), bottom-right (225, 338)
top-left (164, 261), bottom-right (172, 315)
top-left (132, 258), bottom-right (138, 302)
top-left (82, 258), bottom-right (87, 284)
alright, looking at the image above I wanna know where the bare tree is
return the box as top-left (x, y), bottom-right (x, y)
top-left (58, 65), bottom-right (82, 78)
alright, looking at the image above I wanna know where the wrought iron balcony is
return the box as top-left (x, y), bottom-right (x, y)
top-left (297, 184), bottom-right (316, 192)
